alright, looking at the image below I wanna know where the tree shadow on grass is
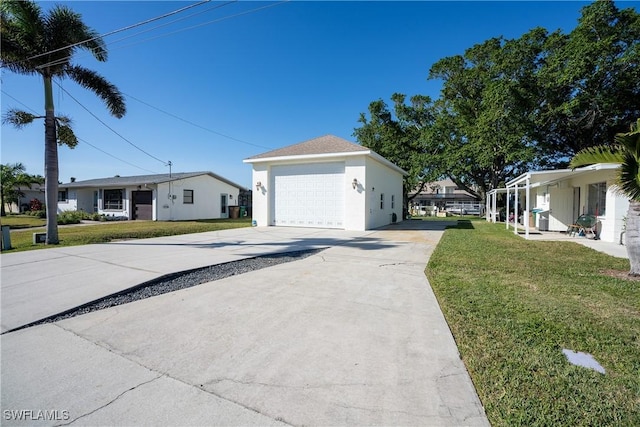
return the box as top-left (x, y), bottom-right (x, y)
top-left (448, 220), bottom-right (475, 230)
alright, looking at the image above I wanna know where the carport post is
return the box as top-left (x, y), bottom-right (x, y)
top-left (525, 177), bottom-right (530, 238)
top-left (506, 186), bottom-right (510, 230)
top-left (513, 183), bottom-right (519, 235)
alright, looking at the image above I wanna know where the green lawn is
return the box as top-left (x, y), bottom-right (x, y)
top-left (2, 218), bottom-right (252, 252)
top-left (427, 220), bottom-right (639, 426)
top-left (0, 214), bottom-right (46, 229)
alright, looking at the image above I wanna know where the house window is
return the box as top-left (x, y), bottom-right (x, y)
top-left (103, 189), bottom-right (124, 210)
top-left (57, 189), bottom-right (68, 202)
top-left (588, 182), bottom-right (607, 216)
top-left (391, 195), bottom-right (395, 209)
top-left (380, 193), bottom-right (385, 209)
top-left (183, 189), bottom-right (194, 204)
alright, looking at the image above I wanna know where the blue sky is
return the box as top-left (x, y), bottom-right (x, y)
top-left (2, 0), bottom-right (618, 188)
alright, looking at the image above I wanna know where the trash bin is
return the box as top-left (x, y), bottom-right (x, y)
top-left (539, 214), bottom-right (549, 231)
top-left (229, 206), bottom-right (240, 219)
top-left (239, 206), bottom-right (246, 217)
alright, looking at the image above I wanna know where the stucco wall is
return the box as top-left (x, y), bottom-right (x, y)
top-left (364, 156), bottom-right (403, 230)
top-left (251, 163), bottom-right (270, 227)
top-left (344, 157), bottom-right (367, 230)
top-left (156, 175), bottom-right (239, 221)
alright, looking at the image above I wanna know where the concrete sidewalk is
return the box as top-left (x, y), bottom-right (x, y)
top-left (1, 222), bottom-right (489, 426)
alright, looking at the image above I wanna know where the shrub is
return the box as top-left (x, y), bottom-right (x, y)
top-left (29, 199), bottom-right (44, 212)
top-left (57, 211), bottom-right (84, 225)
top-left (30, 210), bottom-right (46, 218)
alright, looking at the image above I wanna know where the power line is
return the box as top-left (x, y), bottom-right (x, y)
top-left (53, 81), bottom-right (169, 166)
top-left (77, 137), bottom-right (160, 174)
top-left (110, 0), bottom-right (290, 52)
top-left (37, 1), bottom-right (238, 71)
top-left (123, 92), bottom-right (272, 150)
top-left (1, 90), bottom-right (39, 114)
top-left (1, 89), bottom-right (160, 174)
top-left (12, 0), bottom-right (214, 67)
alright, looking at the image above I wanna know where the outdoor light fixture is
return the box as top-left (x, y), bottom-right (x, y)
top-left (352, 178), bottom-right (358, 189)
top-left (256, 181), bottom-right (262, 190)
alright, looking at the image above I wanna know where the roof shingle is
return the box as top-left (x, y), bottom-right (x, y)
top-left (245, 135), bottom-right (368, 160)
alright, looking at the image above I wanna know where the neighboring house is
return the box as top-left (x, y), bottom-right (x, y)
top-left (408, 178), bottom-right (481, 215)
top-left (486, 163), bottom-right (628, 243)
top-left (243, 135), bottom-right (406, 231)
top-left (4, 183), bottom-right (45, 213)
top-left (58, 172), bottom-right (245, 221)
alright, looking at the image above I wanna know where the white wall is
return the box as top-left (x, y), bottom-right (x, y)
top-left (364, 156), bottom-right (403, 230)
top-left (57, 189), bottom-right (77, 213)
top-left (344, 157), bottom-right (367, 230)
top-left (250, 164), bottom-right (270, 226)
top-left (157, 174), bottom-right (239, 221)
top-left (600, 186), bottom-right (629, 243)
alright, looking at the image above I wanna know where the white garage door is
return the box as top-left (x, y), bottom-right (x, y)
top-left (271, 163), bottom-right (345, 228)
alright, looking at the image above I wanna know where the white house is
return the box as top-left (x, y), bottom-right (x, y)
top-left (58, 172), bottom-right (245, 221)
top-left (4, 183), bottom-right (45, 213)
top-left (409, 178), bottom-right (481, 216)
top-left (486, 163), bottom-right (628, 243)
top-left (243, 135), bottom-right (406, 231)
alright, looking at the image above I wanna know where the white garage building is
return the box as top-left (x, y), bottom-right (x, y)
top-left (243, 135), bottom-right (406, 231)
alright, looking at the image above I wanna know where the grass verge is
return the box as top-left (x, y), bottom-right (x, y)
top-left (426, 220), bottom-right (639, 426)
top-left (2, 218), bottom-right (252, 252)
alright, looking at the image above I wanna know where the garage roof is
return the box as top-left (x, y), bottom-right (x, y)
top-left (244, 134), bottom-right (407, 175)
top-left (245, 135), bottom-right (369, 160)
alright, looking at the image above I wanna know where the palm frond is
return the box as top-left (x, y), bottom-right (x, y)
top-left (568, 145), bottom-right (624, 169)
top-left (2, 108), bottom-right (42, 128)
top-left (67, 65), bottom-right (126, 118)
top-left (46, 5), bottom-right (107, 62)
top-left (614, 118), bottom-right (640, 157)
top-left (618, 153), bottom-right (640, 201)
top-left (56, 123), bottom-right (78, 148)
top-left (0, 0), bottom-right (46, 74)
top-left (55, 115), bottom-right (73, 126)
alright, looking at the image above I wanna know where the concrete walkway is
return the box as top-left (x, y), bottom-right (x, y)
top-left (1, 222), bottom-right (489, 426)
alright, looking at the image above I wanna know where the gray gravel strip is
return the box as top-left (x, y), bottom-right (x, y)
top-left (7, 249), bottom-right (324, 333)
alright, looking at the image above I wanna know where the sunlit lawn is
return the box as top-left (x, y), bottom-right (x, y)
top-left (427, 220), bottom-right (639, 426)
top-left (0, 214), bottom-right (46, 229)
top-left (2, 218), bottom-right (252, 252)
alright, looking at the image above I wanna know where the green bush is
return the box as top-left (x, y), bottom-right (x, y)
top-left (30, 210), bottom-right (46, 218)
top-left (57, 211), bottom-right (85, 225)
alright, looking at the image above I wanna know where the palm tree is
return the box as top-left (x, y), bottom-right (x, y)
top-left (569, 118), bottom-right (640, 276)
top-left (1, 0), bottom-right (125, 244)
top-left (0, 163), bottom-right (44, 216)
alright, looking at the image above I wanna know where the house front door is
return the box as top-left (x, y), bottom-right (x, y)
top-left (132, 191), bottom-right (153, 220)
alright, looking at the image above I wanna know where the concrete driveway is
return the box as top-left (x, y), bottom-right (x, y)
top-left (1, 222), bottom-right (488, 426)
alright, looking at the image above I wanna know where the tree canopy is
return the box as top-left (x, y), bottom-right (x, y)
top-left (354, 0), bottom-right (640, 203)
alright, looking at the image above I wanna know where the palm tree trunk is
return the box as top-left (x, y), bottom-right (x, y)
top-left (43, 76), bottom-right (59, 244)
top-left (626, 200), bottom-right (640, 275)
